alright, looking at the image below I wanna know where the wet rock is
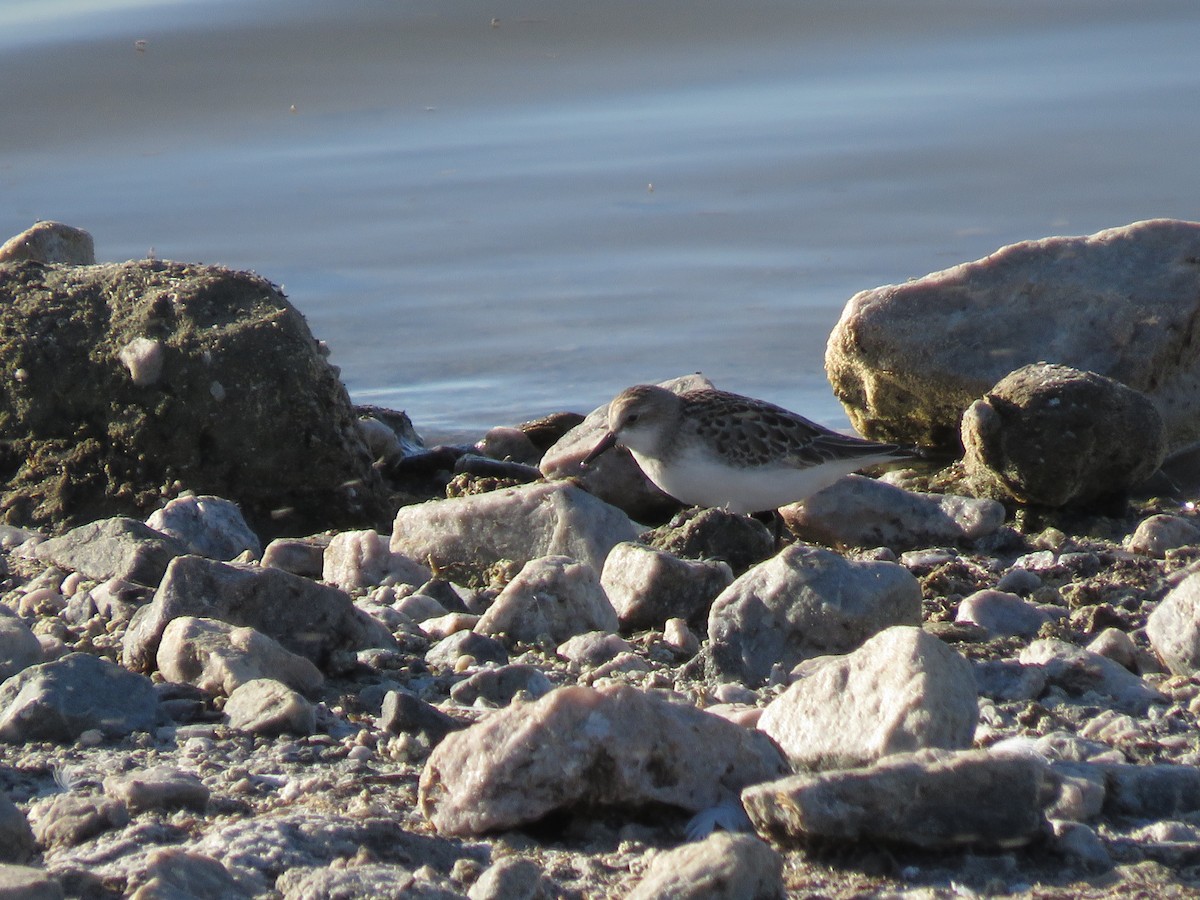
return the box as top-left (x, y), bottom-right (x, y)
top-left (156, 616), bottom-right (323, 697)
top-left (468, 856), bottom-right (553, 900)
top-left (130, 848), bottom-right (253, 900)
top-left (644, 507), bottom-right (774, 576)
top-left (1101, 763), bottom-right (1200, 819)
top-left (0, 864), bottom-right (65, 899)
top-left (28, 792), bottom-right (130, 848)
top-left (1146, 572), bottom-right (1200, 676)
top-left (600, 542), bottom-right (733, 630)
top-left (123, 554), bottom-right (394, 672)
top-left (743, 749), bottom-right (1048, 850)
top-left (323, 530), bottom-right (432, 592)
top-left (103, 765), bottom-right (210, 813)
top-left (707, 545), bottom-right (922, 686)
top-left (1128, 514), bottom-right (1200, 558)
top-left (0, 609), bottom-right (43, 682)
top-left (276, 863), bottom-right (464, 900)
top-left (475, 555), bottom-right (618, 646)
top-left (1020, 639), bottom-right (1167, 713)
top-left (0, 791), bottom-right (34, 863)
top-left (145, 495), bottom-right (261, 561)
top-left (450, 663), bottom-right (553, 707)
top-left (758, 626), bottom-right (977, 770)
top-left (0, 221), bottom-right (94, 265)
top-left (826, 219), bottom-right (1200, 452)
top-left (781, 476), bottom-right (1005, 549)
top-left (0, 652), bottom-right (157, 742)
top-left (625, 832), bottom-right (784, 900)
top-left (34, 517), bottom-right (187, 587)
top-left (380, 690), bottom-right (463, 743)
top-left (961, 363), bottom-right (1166, 506)
top-left (390, 481), bottom-right (638, 578)
top-left (419, 684), bottom-right (786, 836)
top-left (955, 588), bottom-right (1065, 637)
top-left (0, 259), bottom-right (388, 535)
top-left (426, 631), bottom-right (508, 669)
top-left (261, 537), bottom-right (327, 577)
top-left (541, 374), bottom-right (713, 521)
top-left (224, 678), bottom-right (316, 736)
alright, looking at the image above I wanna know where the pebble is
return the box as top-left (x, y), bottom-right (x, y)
top-left (225, 679), bottom-right (316, 736)
top-left (475, 555), bottom-right (618, 646)
top-left (600, 541), bottom-right (732, 630)
top-left (625, 832), bottom-right (784, 900)
top-left (145, 494), bottom-right (262, 561)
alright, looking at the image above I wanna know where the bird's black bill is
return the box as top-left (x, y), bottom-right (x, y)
top-left (581, 431), bottom-right (618, 467)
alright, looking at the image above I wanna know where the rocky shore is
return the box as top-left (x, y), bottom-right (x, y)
top-left (4, 220), bottom-right (1200, 898)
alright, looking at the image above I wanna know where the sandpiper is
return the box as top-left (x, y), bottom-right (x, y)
top-left (582, 384), bottom-right (913, 514)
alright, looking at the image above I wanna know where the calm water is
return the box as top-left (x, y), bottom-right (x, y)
top-left (3, 0), bottom-right (1199, 441)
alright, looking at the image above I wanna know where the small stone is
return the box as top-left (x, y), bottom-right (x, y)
top-left (995, 567), bottom-right (1043, 596)
top-left (1020, 639), bottom-right (1166, 713)
top-left (0, 864), bottom-right (65, 899)
top-left (379, 690), bottom-right (462, 744)
top-left (1128, 514), bottom-right (1200, 558)
top-left (758, 626), bottom-right (978, 770)
top-left (743, 749), bottom-right (1047, 850)
top-left (0, 611), bottom-right (43, 682)
top-left (555, 631), bottom-right (633, 669)
top-left (1085, 628), bottom-right (1139, 671)
top-left (129, 848), bottom-right (252, 900)
top-left (393, 593), bottom-right (448, 623)
top-left (663, 617), bottom-right (700, 656)
top-left (955, 589), bottom-right (1064, 638)
top-left (601, 542), bottom-right (732, 630)
top-left (644, 506), bottom-right (775, 575)
top-left (475, 555), bottom-right (618, 646)
top-left (146, 495), bottom-right (261, 560)
top-left (0, 792), bottom-right (35, 863)
top-left (0, 221), bottom-right (95, 264)
top-left (324, 530), bottom-right (431, 592)
top-left (35, 517), bottom-right (187, 587)
top-left (467, 857), bottom-right (552, 900)
top-left (426, 631), bottom-right (507, 669)
top-left (118, 336), bottom-right (165, 387)
top-left (28, 793), bottom-right (130, 849)
top-left (261, 537), bottom-right (327, 577)
top-left (450, 664), bottom-right (553, 707)
top-left (1050, 819), bottom-right (1111, 867)
top-left (1147, 572), bottom-right (1200, 675)
top-left (103, 765), bottom-right (210, 813)
top-left (225, 678), bottom-right (316, 736)
top-left (625, 832), bottom-right (784, 900)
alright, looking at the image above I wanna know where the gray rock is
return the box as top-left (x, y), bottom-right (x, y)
top-left (0, 864), bottom-right (65, 900)
top-left (1100, 763), bottom-right (1200, 819)
top-left (156, 616), bottom-right (323, 697)
top-left (1128, 514), bottom-right (1200, 558)
top-left (995, 566), bottom-right (1043, 595)
top-left (390, 481), bottom-right (639, 579)
top-left (260, 537), bottom-right (327, 577)
top-left (0, 611), bottom-right (43, 682)
top-left (826, 219), bottom-right (1200, 452)
top-left (0, 259), bottom-right (389, 537)
top-left (34, 517), bottom-right (187, 587)
top-left (758, 626), bottom-right (978, 770)
top-left (475, 555), bottom-right (618, 645)
top-left (1147, 572), bottom-right (1200, 675)
top-left (27, 792), bottom-right (129, 848)
top-left (0, 792), bottom-right (34, 864)
top-left (540, 373), bottom-right (713, 521)
top-left (145, 495), bottom-right (261, 561)
top-left (450, 664), bottom-right (553, 707)
top-left (323, 530), bottom-right (432, 592)
top-left (644, 507), bottom-right (775, 576)
top-left (971, 660), bottom-right (1049, 702)
top-left (600, 542), bottom-right (732, 630)
top-left (625, 832), bottom-right (784, 900)
top-left (707, 545), bottom-right (922, 686)
top-left (277, 863), bottom-right (465, 900)
top-left (129, 848), bottom-right (253, 900)
top-left (419, 684), bottom-right (786, 836)
top-left (1049, 819), bottom-right (1111, 868)
top-left (0, 652), bottom-right (157, 743)
top-left (426, 631), bottom-right (508, 669)
top-left (0, 221), bottom-right (94, 264)
top-left (1019, 638), bottom-right (1167, 713)
top-left (224, 678), bottom-right (315, 736)
top-left (556, 631), bottom-right (634, 670)
top-left (781, 476), bottom-right (1005, 550)
top-left (103, 765), bottom-right (210, 813)
top-left (961, 363), bottom-right (1166, 506)
top-left (122, 554), bottom-right (393, 672)
top-left (743, 749), bottom-right (1048, 849)
top-left (380, 690), bottom-right (463, 743)
top-left (955, 589), bottom-right (1064, 637)
top-left (467, 857), bottom-right (553, 900)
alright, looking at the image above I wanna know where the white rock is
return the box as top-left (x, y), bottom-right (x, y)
top-left (955, 589), bottom-right (1064, 637)
top-left (758, 626), bottom-right (978, 770)
top-left (118, 336), bottom-right (165, 387)
top-left (0, 220), bottom-right (95, 264)
top-left (1147, 571), bottom-right (1200, 676)
top-left (390, 481), bottom-right (638, 577)
top-left (146, 495), bottom-right (261, 561)
top-left (1127, 514), bottom-right (1200, 558)
top-left (323, 530), bottom-right (431, 592)
top-left (1020, 639), bottom-right (1166, 713)
top-left (225, 678), bottom-right (315, 736)
top-left (475, 555), bottom-right (618, 645)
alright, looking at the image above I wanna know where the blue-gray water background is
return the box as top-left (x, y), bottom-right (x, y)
top-left (3, 0), bottom-right (1199, 442)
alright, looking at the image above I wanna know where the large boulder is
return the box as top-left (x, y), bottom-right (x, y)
top-left (826, 219), bottom-right (1200, 452)
top-left (0, 257), bottom-right (388, 536)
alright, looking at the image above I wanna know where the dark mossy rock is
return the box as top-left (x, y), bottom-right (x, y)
top-left (0, 259), bottom-right (389, 537)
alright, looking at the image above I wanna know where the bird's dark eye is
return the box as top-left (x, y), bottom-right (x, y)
top-left (626, 414), bottom-right (640, 425)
